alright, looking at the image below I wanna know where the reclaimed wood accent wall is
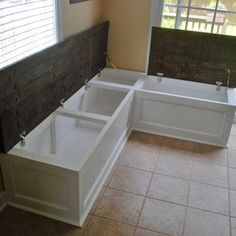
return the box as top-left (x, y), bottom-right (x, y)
top-left (0, 22), bottom-right (109, 152)
top-left (148, 27), bottom-right (236, 87)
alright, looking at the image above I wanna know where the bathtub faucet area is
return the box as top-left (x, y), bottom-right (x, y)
top-left (19, 131), bottom-right (26, 147)
top-left (157, 72), bottom-right (164, 81)
top-left (84, 79), bottom-right (91, 90)
top-left (216, 81), bottom-right (223, 90)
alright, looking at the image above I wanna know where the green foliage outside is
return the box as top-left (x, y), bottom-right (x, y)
top-left (161, 17), bottom-right (175, 28)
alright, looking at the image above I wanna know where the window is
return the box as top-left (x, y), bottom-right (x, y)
top-left (0, 0), bottom-right (57, 70)
top-left (161, 0), bottom-right (236, 36)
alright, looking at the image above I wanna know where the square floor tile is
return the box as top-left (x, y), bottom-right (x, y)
top-left (228, 150), bottom-right (236, 168)
top-left (193, 143), bottom-right (227, 167)
top-left (95, 188), bottom-right (144, 225)
top-left (134, 228), bottom-right (164, 236)
top-left (230, 190), bottom-right (236, 217)
top-left (118, 147), bottom-right (158, 172)
top-left (138, 198), bottom-right (186, 236)
top-left (109, 165), bottom-right (152, 195)
top-left (162, 137), bottom-right (194, 153)
top-left (148, 174), bottom-right (189, 205)
top-left (188, 182), bottom-right (229, 215)
top-left (192, 162), bottom-right (228, 187)
top-left (128, 131), bottom-right (163, 152)
top-left (229, 168), bottom-right (236, 190)
top-left (155, 150), bottom-right (193, 180)
top-left (83, 216), bottom-right (135, 236)
top-left (184, 208), bottom-right (230, 236)
top-left (231, 217), bottom-right (236, 236)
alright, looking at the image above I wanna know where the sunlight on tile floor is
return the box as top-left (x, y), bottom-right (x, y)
top-left (0, 124), bottom-right (236, 236)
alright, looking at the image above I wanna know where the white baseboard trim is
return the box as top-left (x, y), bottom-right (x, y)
top-left (0, 191), bottom-right (7, 212)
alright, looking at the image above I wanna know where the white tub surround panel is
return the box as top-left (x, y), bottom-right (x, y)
top-left (1, 155), bottom-right (80, 225)
top-left (133, 76), bottom-right (236, 147)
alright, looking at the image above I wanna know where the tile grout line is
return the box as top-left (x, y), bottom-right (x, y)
top-left (182, 145), bottom-right (195, 236)
top-left (85, 133), bottom-right (235, 235)
top-left (88, 134), bottom-right (165, 236)
top-left (81, 214), bottom-right (94, 236)
top-left (90, 214), bottom-right (171, 236)
top-left (82, 186), bottom-right (108, 235)
top-left (227, 147), bottom-right (232, 236)
top-left (101, 185), bottom-right (232, 217)
top-left (118, 161), bottom-right (231, 190)
top-left (133, 137), bottom-right (165, 236)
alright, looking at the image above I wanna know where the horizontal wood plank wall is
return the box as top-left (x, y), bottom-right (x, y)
top-left (0, 22), bottom-right (109, 152)
top-left (148, 27), bottom-right (236, 87)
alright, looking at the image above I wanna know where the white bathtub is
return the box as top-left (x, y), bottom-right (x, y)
top-left (1, 82), bottom-right (134, 227)
top-left (133, 76), bottom-right (236, 147)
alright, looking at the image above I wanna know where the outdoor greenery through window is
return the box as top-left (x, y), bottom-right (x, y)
top-left (0, 0), bottom-right (57, 70)
top-left (161, 0), bottom-right (236, 36)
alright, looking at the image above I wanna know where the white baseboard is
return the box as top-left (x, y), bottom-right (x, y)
top-left (0, 191), bottom-right (7, 212)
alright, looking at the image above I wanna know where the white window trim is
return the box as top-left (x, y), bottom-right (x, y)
top-left (55, 0), bottom-right (63, 42)
top-left (155, 0), bottom-right (236, 34)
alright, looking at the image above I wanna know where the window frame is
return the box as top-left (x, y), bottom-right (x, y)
top-left (160, 0), bottom-right (236, 34)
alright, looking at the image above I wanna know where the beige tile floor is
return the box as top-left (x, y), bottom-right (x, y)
top-left (0, 124), bottom-right (236, 236)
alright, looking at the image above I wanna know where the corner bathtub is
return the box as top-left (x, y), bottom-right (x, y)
top-left (133, 76), bottom-right (236, 147)
top-left (1, 82), bottom-right (134, 227)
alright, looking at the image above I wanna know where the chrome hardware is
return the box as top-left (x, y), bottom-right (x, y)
top-left (60, 98), bottom-right (65, 108)
top-left (20, 131), bottom-right (26, 147)
top-left (216, 81), bottom-right (223, 90)
top-left (84, 79), bottom-right (91, 90)
top-left (157, 72), bottom-right (164, 81)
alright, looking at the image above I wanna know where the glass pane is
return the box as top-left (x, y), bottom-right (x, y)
top-left (218, 0), bottom-right (236, 12)
top-left (164, 0), bottom-right (178, 5)
top-left (161, 6), bottom-right (177, 29)
top-left (176, 7), bottom-right (188, 29)
top-left (187, 9), bottom-right (213, 33)
top-left (213, 12), bottom-right (236, 36)
top-left (178, 0), bottom-right (189, 7)
top-left (164, 0), bottom-right (189, 6)
top-left (191, 0), bottom-right (217, 9)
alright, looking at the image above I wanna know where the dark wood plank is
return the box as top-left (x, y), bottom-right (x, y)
top-left (0, 21), bottom-right (109, 152)
top-left (148, 27), bottom-right (236, 87)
